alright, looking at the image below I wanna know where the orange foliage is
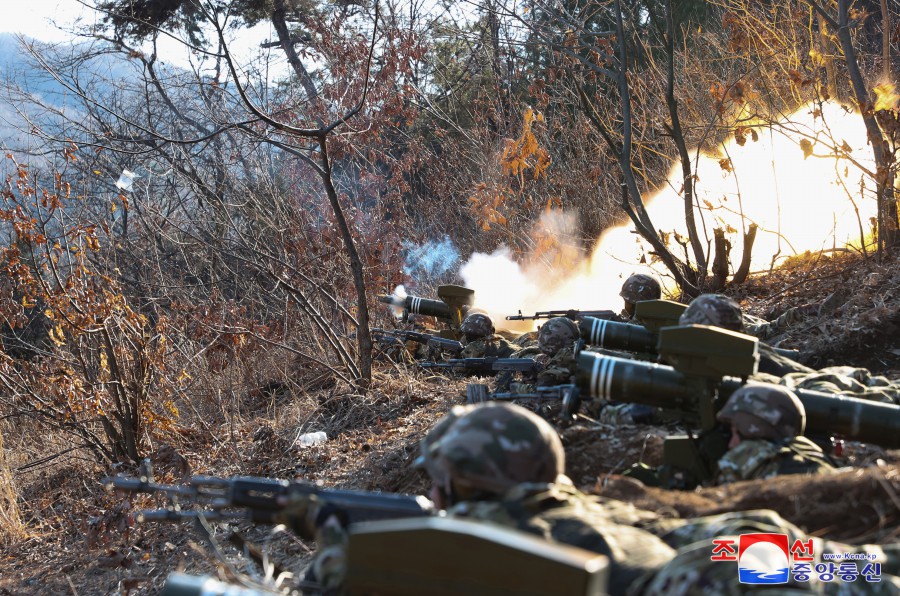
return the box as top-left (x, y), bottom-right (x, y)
top-left (468, 108), bottom-right (551, 231)
top-left (0, 155), bottom-right (181, 462)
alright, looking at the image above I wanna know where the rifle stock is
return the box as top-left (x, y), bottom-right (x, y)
top-left (467, 383), bottom-right (582, 419)
top-left (372, 329), bottom-right (463, 355)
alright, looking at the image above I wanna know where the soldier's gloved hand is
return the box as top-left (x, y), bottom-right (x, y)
top-left (273, 492), bottom-right (319, 539)
top-left (509, 381), bottom-right (534, 394)
top-left (273, 493), bottom-right (348, 542)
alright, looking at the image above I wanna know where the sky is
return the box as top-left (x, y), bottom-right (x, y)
top-left (0, 1), bottom-right (281, 70)
top-left (0, 1), bottom-right (98, 43)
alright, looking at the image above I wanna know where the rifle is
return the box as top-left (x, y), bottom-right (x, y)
top-left (573, 325), bottom-right (900, 486)
top-left (372, 328), bottom-right (463, 356)
top-left (419, 357), bottom-right (541, 376)
top-left (104, 475), bottom-right (434, 526)
top-left (466, 383), bottom-right (582, 418)
top-left (120, 479), bottom-right (611, 596)
top-left (377, 284), bottom-right (474, 327)
top-left (506, 309), bottom-right (617, 322)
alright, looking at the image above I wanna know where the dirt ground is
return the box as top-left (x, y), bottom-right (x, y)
top-left (1, 251), bottom-right (899, 595)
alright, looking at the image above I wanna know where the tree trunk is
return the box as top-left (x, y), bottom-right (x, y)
top-left (318, 136), bottom-right (372, 386)
top-left (731, 223), bottom-right (758, 284)
top-left (834, 0), bottom-right (898, 249)
top-left (710, 228), bottom-right (731, 291)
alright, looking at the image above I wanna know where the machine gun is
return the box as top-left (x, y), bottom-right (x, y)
top-left (419, 357), bottom-right (541, 377)
top-left (104, 474), bottom-right (434, 526)
top-left (506, 309), bottom-right (618, 322)
top-left (377, 284), bottom-right (475, 329)
top-left (466, 383), bottom-right (582, 418)
top-left (578, 299), bottom-right (801, 362)
top-left (372, 329), bottom-right (463, 356)
top-left (572, 325), bottom-right (900, 487)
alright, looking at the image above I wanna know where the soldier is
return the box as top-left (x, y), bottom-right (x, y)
top-left (619, 273), bottom-right (662, 320)
top-left (681, 294), bottom-right (900, 403)
top-left (782, 365), bottom-right (900, 404)
top-left (456, 313), bottom-right (516, 358)
top-left (714, 383), bottom-right (835, 484)
top-left (279, 403), bottom-right (898, 595)
top-left (284, 402), bottom-right (676, 594)
top-left (679, 294), bottom-right (814, 377)
top-left (743, 291), bottom-right (845, 341)
top-left (503, 316), bottom-right (580, 392)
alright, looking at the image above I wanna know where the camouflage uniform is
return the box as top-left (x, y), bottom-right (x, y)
top-left (635, 509), bottom-right (900, 595)
top-left (505, 318), bottom-right (579, 393)
top-left (512, 330), bottom-right (539, 348)
top-left (782, 366), bottom-right (900, 405)
top-left (449, 482), bottom-right (676, 594)
top-left (744, 304), bottom-right (817, 341)
top-left (459, 334), bottom-right (516, 358)
top-left (681, 294), bottom-right (811, 376)
top-left (716, 437), bottom-right (835, 483)
top-left (457, 313), bottom-right (516, 359)
top-left (683, 296), bottom-right (899, 392)
top-left (417, 403), bottom-right (676, 594)
top-left (281, 403), bottom-right (894, 595)
top-left (715, 383), bottom-right (834, 484)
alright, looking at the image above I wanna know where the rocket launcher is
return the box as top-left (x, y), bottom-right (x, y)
top-left (377, 284), bottom-right (474, 329)
top-left (574, 325), bottom-right (900, 486)
top-left (579, 300), bottom-right (800, 361)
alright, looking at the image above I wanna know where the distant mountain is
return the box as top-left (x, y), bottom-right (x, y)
top-left (0, 32), bottom-right (139, 152)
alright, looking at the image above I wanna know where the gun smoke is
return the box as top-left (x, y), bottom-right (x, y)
top-left (460, 101), bottom-right (880, 330)
top-left (402, 236), bottom-right (460, 280)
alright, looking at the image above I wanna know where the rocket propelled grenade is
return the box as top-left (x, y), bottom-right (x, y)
top-left (578, 317), bottom-right (657, 353)
top-left (573, 324), bottom-right (900, 486)
top-left (580, 299), bottom-right (802, 362)
top-left (377, 294), bottom-right (453, 320)
top-left (377, 285), bottom-right (475, 328)
top-left (575, 350), bottom-right (900, 448)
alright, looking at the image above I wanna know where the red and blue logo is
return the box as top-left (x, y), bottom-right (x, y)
top-left (738, 533), bottom-right (790, 584)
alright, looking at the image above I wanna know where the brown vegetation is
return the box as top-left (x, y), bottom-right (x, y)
top-left (0, 0), bottom-right (896, 593)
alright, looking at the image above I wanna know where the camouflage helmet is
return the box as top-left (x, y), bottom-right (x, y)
top-left (459, 313), bottom-right (494, 339)
top-left (717, 383), bottom-right (806, 442)
top-left (537, 316), bottom-right (579, 355)
top-left (620, 274), bottom-right (662, 304)
top-left (679, 294), bottom-right (744, 332)
top-left (415, 402), bottom-right (564, 497)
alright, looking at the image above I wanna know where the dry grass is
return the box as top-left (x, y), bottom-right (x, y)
top-left (0, 257), bottom-right (899, 593)
top-left (0, 426), bottom-right (25, 547)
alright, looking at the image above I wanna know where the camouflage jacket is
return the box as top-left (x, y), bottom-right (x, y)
top-left (756, 343), bottom-right (815, 377)
top-left (715, 436), bottom-right (835, 485)
top-left (782, 366), bottom-right (900, 405)
top-left (303, 487), bottom-right (899, 595)
top-left (459, 334), bottom-right (516, 359)
top-left (448, 482), bottom-right (675, 595)
top-left (504, 346), bottom-right (577, 393)
top-left (636, 509), bottom-right (900, 595)
top-left (743, 306), bottom-right (813, 341)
